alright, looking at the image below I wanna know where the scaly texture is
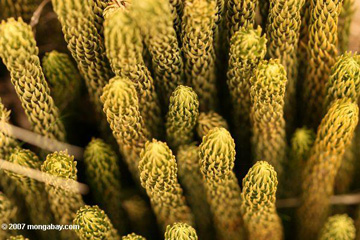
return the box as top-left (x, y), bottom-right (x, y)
top-left (103, 2), bottom-right (162, 138)
top-left (0, 192), bottom-right (17, 239)
top-left (42, 50), bottom-right (82, 111)
top-left (83, 138), bottom-right (127, 234)
top-left (177, 144), bottom-right (214, 240)
top-left (338, 0), bottom-right (355, 53)
top-left (324, 52), bottom-right (360, 109)
top-left (51, 0), bottom-right (113, 114)
top-left (0, 18), bottom-right (65, 141)
top-left (6, 149), bottom-right (53, 228)
top-left (0, 98), bottom-right (18, 159)
top-left (196, 111), bottom-right (228, 139)
top-left (302, 0), bottom-right (343, 126)
top-left (73, 205), bottom-right (120, 240)
top-left (297, 99), bottom-right (359, 239)
top-left (324, 52), bottom-right (360, 194)
top-left (250, 59), bottom-right (287, 178)
top-left (266, 0), bottom-right (305, 129)
top-left (0, 98), bottom-right (20, 213)
top-left (122, 233), bottom-right (146, 240)
top-left (199, 127), bottom-right (244, 240)
top-left (132, 0), bottom-right (184, 104)
top-left (89, 0), bottom-right (110, 38)
top-left (286, 127), bottom-right (315, 196)
top-left (165, 85), bottom-right (199, 149)
top-left (139, 139), bottom-right (194, 230)
top-left (169, 0), bottom-right (183, 37)
top-left (227, 26), bottom-right (267, 156)
top-left (42, 151), bottom-right (85, 239)
top-left (182, 0), bottom-right (218, 111)
top-left (319, 214), bottom-right (355, 240)
top-left (164, 222), bottom-right (198, 240)
top-left (101, 77), bottom-right (149, 182)
top-left (0, 0), bottom-right (41, 22)
top-left (226, 0), bottom-right (259, 38)
top-left (240, 161), bottom-right (283, 240)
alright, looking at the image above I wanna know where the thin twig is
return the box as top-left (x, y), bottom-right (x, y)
top-left (0, 159), bottom-right (89, 194)
top-left (30, 0), bottom-right (51, 28)
top-left (0, 123), bottom-right (84, 159)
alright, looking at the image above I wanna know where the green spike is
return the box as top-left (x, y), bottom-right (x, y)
top-left (297, 99), bottom-right (359, 239)
top-left (182, 0), bottom-right (218, 111)
top-left (42, 50), bottom-right (82, 111)
top-left (227, 26), bottom-right (266, 153)
top-left (226, 0), bottom-right (258, 38)
top-left (177, 143), bottom-right (214, 239)
top-left (73, 205), bottom-right (120, 240)
top-left (139, 139), bottom-right (194, 230)
top-left (166, 85), bottom-right (199, 149)
top-left (319, 214), bottom-right (355, 240)
top-left (250, 59), bottom-right (287, 178)
top-left (199, 127), bottom-right (244, 240)
top-left (302, 0), bottom-right (343, 126)
top-left (164, 222), bottom-right (198, 240)
top-left (41, 151), bottom-right (84, 239)
top-left (122, 233), bottom-right (146, 240)
top-left (101, 76), bottom-right (149, 182)
top-left (83, 138), bottom-right (128, 234)
top-left (240, 161), bottom-right (283, 240)
top-left (0, 18), bottom-right (65, 141)
top-left (132, 0), bottom-right (184, 104)
top-left (51, 0), bottom-right (113, 115)
top-left (103, 1), bottom-right (162, 138)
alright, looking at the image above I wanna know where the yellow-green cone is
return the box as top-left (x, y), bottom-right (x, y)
top-left (132, 0), bottom-right (184, 104)
top-left (324, 52), bottom-right (360, 194)
top-left (122, 233), bottom-right (146, 240)
top-left (139, 139), bottom-right (194, 230)
top-left (177, 144), bottom-right (214, 239)
top-left (286, 127), bottom-right (315, 196)
top-left (169, 0), bottom-right (183, 37)
top-left (199, 127), bottom-right (244, 240)
top-left (101, 77), bottom-right (149, 182)
top-left (42, 151), bottom-right (84, 239)
top-left (302, 0), bottom-right (343, 126)
top-left (319, 214), bottom-right (355, 240)
top-left (164, 222), bottom-right (198, 240)
top-left (227, 26), bottom-right (267, 156)
top-left (196, 111), bottom-right (228, 139)
top-left (0, 18), bottom-right (65, 141)
top-left (42, 50), bottom-right (82, 111)
top-left (240, 161), bottom-right (283, 240)
top-left (182, 0), bottom-right (218, 111)
top-left (0, 0), bottom-right (41, 22)
top-left (103, 1), bottom-right (162, 138)
top-left (83, 138), bottom-right (128, 234)
top-left (51, 0), bottom-right (113, 114)
top-left (297, 99), bottom-right (359, 239)
top-left (165, 86), bottom-right (199, 150)
top-left (73, 205), bottom-right (120, 240)
top-left (0, 192), bottom-right (17, 239)
top-left (226, 0), bottom-right (259, 38)
top-left (250, 59), bottom-right (287, 178)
